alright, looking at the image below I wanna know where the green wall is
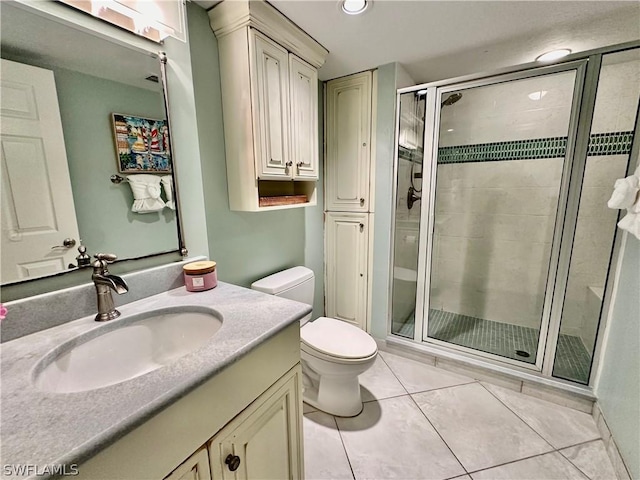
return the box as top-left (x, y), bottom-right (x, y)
top-left (187, 3), bottom-right (325, 316)
top-left (595, 234), bottom-right (640, 479)
top-left (370, 63), bottom-right (401, 338)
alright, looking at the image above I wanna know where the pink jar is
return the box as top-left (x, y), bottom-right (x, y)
top-left (183, 261), bottom-right (217, 292)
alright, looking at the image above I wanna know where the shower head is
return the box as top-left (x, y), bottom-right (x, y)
top-left (441, 92), bottom-right (463, 107)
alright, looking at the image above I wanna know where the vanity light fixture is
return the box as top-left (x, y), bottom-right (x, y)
top-left (342, 0), bottom-right (369, 15)
top-left (535, 49), bottom-right (572, 63)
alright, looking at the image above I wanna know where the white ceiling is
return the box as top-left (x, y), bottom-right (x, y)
top-left (195, 0), bottom-right (640, 83)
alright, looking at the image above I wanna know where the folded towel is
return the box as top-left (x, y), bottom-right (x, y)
top-left (608, 168), bottom-right (640, 240)
top-left (127, 174), bottom-right (165, 213)
top-left (607, 176), bottom-right (639, 209)
top-left (161, 175), bottom-right (175, 210)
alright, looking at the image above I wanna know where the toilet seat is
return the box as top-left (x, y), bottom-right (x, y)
top-left (301, 317), bottom-right (378, 362)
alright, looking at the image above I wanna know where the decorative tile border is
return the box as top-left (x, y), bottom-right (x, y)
top-left (436, 130), bottom-right (634, 164)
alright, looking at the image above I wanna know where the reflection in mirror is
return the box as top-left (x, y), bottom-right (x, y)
top-left (0, 1), bottom-right (181, 285)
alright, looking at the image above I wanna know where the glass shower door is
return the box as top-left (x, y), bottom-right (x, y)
top-left (423, 66), bottom-right (581, 366)
top-left (391, 91), bottom-right (427, 337)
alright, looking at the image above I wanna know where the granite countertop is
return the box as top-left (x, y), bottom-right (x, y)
top-left (0, 282), bottom-right (311, 476)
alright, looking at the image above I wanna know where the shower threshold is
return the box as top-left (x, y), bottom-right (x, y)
top-left (395, 309), bottom-right (591, 383)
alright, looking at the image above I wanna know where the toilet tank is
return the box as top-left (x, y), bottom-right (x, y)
top-left (251, 266), bottom-right (315, 306)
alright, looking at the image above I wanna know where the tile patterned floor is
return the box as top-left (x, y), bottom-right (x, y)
top-left (303, 351), bottom-right (615, 480)
top-left (395, 310), bottom-right (592, 383)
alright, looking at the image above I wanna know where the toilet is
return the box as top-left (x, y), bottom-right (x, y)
top-left (251, 266), bottom-right (378, 417)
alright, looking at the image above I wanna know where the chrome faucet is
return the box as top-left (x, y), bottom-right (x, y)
top-left (92, 253), bottom-right (128, 322)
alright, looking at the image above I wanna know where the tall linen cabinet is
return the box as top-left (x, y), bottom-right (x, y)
top-left (325, 71), bottom-right (376, 331)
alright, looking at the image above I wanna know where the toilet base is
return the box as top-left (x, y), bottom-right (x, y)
top-left (301, 360), bottom-right (365, 417)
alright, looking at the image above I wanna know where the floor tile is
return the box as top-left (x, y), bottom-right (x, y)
top-left (470, 452), bottom-right (587, 479)
top-left (303, 402), bottom-right (318, 414)
top-left (560, 440), bottom-right (617, 480)
top-left (380, 351), bottom-right (475, 394)
top-left (303, 411), bottom-right (353, 480)
top-left (336, 396), bottom-right (465, 480)
top-left (483, 383), bottom-right (600, 449)
top-left (413, 383), bottom-right (553, 472)
top-left (359, 355), bottom-right (407, 402)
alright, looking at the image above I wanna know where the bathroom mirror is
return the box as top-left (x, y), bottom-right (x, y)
top-left (0, 1), bottom-right (182, 286)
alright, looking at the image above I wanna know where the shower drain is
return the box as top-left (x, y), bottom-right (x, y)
top-left (515, 350), bottom-right (531, 358)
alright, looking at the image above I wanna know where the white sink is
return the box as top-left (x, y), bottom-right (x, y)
top-left (34, 307), bottom-right (223, 393)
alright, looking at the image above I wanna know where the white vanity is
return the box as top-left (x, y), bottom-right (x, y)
top-left (1, 278), bottom-right (310, 480)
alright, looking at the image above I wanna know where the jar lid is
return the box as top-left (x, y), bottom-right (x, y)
top-left (183, 261), bottom-right (216, 275)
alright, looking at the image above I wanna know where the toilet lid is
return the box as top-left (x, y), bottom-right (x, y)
top-left (301, 317), bottom-right (377, 359)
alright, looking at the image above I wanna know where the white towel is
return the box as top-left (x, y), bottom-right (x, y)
top-left (127, 174), bottom-right (165, 213)
top-left (161, 175), bottom-right (175, 210)
top-left (608, 167), bottom-right (640, 240)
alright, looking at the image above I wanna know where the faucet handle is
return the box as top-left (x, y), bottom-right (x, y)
top-left (94, 253), bottom-right (118, 263)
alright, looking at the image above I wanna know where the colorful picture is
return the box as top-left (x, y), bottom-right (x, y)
top-left (112, 113), bottom-right (172, 173)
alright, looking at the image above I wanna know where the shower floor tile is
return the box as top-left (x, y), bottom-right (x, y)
top-left (394, 309), bottom-right (592, 383)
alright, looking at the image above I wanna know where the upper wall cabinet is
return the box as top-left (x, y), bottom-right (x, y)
top-left (209, 0), bottom-right (327, 212)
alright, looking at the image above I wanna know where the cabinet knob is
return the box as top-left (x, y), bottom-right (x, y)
top-left (297, 161), bottom-right (304, 167)
top-left (359, 198), bottom-right (365, 206)
top-left (359, 223), bottom-right (364, 232)
top-left (225, 454), bottom-right (241, 472)
top-left (285, 161), bottom-right (293, 167)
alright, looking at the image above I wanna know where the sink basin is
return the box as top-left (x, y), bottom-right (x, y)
top-left (34, 306), bottom-right (223, 393)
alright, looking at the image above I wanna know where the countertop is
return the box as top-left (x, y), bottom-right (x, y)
top-left (0, 282), bottom-right (311, 477)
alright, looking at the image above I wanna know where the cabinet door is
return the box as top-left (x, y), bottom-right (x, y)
top-left (250, 29), bottom-right (291, 180)
top-left (164, 447), bottom-right (212, 480)
top-left (209, 366), bottom-right (303, 480)
top-left (325, 72), bottom-right (372, 212)
top-left (289, 55), bottom-right (318, 180)
top-left (325, 212), bottom-right (369, 329)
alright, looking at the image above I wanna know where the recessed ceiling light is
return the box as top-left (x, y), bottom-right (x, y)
top-left (342, 0), bottom-right (368, 15)
top-left (535, 49), bottom-right (572, 63)
top-left (447, 129), bottom-right (454, 132)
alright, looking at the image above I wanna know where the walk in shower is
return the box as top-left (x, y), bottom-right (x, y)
top-left (391, 44), bottom-right (639, 385)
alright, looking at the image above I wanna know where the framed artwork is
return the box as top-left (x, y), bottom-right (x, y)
top-left (112, 113), bottom-right (172, 173)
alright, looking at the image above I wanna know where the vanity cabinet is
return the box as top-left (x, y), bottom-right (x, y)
top-left (209, 0), bottom-right (327, 211)
top-left (208, 367), bottom-right (302, 479)
top-left (75, 323), bottom-right (303, 480)
top-left (165, 366), bottom-right (302, 480)
top-left (164, 448), bottom-right (211, 480)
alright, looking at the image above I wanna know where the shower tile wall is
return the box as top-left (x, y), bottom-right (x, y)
top-left (431, 158), bottom-right (563, 329)
top-left (431, 73), bottom-right (574, 330)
